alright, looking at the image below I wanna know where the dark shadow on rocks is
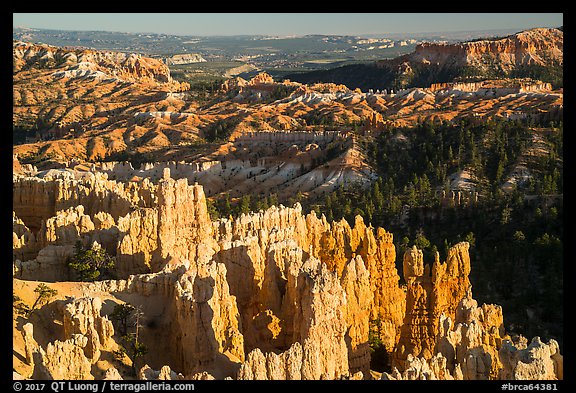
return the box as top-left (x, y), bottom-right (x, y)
top-left (212, 246), bottom-right (256, 342)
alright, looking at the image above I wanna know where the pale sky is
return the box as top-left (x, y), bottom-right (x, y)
top-left (13, 13), bottom-right (563, 36)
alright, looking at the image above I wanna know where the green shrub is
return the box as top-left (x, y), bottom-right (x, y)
top-left (68, 241), bottom-right (116, 281)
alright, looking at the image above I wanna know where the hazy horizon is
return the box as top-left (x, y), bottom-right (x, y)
top-left (13, 13), bottom-right (563, 37)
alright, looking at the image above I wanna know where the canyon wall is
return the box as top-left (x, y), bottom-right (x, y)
top-left (13, 172), bottom-right (390, 379)
top-left (13, 172), bottom-right (562, 380)
top-left (163, 53), bottom-right (206, 65)
top-left (408, 28), bottom-right (562, 71)
top-left (393, 243), bottom-right (471, 369)
top-left (13, 41), bottom-right (175, 85)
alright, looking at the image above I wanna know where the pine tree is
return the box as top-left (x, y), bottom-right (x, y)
top-left (68, 241), bottom-right (115, 281)
top-left (27, 284), bottom-right (58, 317)
top-left (110, 303), bottom-right (135, 336)
top-left (239, 194), bottom-right (251, 215)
